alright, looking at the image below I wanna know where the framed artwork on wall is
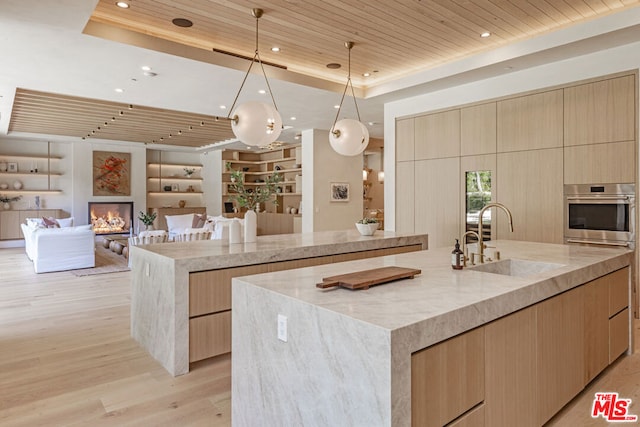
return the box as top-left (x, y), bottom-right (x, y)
top-left (93, 151), bottom-right (131, 196)
top-left (330, 182), bottom-right (349, 202)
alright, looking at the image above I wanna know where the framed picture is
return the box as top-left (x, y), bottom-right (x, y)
top-left (330, 182), bottom-right (349, 202)
top-left (93, 151), bottom-right (131, 196)
top-left (171, 183), bottom-right (179, 192)
top-left (7, 162), bottom-right (18, 173)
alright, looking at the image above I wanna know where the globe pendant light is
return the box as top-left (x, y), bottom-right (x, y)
top-left (227, 8), bottom-right (282, 147)
top-left (329, 42), bottom-right (369, 156)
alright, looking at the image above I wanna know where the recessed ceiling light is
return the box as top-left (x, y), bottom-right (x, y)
top-left (481, 31), bottom-right (491, 38)
top-left (115, 2), bottom-right (129, 9)
top-left (271, 47), bottom-right (280, 52)
top-left (141, 65), bottom-right (152, 71)
top-left (258, 89), bottom-right (266, 94)
top-left (220, 105), bottom-right (227, 109)
top-left (290, 117), bottom-right (296, 121)
top-left (172, 18), bottom-right (193, 28)
top-left (115, 88), bottom-right (124, 93)
top-left (363, 72), bottom-right (371, 77)
top-left (334, 105), bottom-right (340, 109)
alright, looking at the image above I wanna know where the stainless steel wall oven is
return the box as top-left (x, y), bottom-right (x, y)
top-left (564, 184), bottom-right (635, 249)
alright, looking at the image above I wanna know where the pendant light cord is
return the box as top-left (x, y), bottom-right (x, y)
top-left (227, 11), bottom-right (279, 119)
top-left (331, 42), bottom-right (362, 133)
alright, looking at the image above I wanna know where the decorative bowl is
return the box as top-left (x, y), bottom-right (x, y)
top-left (355, 222), bottom-right (378, 236)
top-left (0, 183), bottom-right (7, 190)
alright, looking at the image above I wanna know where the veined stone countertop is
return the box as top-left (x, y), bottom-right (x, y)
top-left (129, 230), bottom-right (427, 377)
top-left (231, 240), bottom-right (633, 427)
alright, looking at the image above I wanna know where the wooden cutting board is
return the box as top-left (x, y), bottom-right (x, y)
top-left (316, 266), bottom-right (421, 290)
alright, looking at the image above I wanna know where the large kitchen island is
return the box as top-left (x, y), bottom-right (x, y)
top-left (129, 230), bottom-right (428, 376)
top-left (232, 240), bottom-right (633, 427)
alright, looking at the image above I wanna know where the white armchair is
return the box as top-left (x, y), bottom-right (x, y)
top-left (174, 229), bottom-right (212, 242)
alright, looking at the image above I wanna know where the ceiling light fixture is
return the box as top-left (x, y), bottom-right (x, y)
top-left (481, 31), bottom-right (491, 38)
top-left (115, 2), bottom-right (130, 9)
top-left (363, 72), bottom-right (371, 77)
top-left (226, 8), bottom-right (282, 147)
top-left (329, 41), bottom-right (369, 156)
top-left (271, 47), bottom-right (280, 52)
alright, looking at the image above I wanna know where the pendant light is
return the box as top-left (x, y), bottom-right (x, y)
top-left (227, 8), bottom-right (282, 147)
top-left (329, 42), bottom-right (369, 156)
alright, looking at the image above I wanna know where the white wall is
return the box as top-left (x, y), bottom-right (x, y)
top-left (384, 41), bottom-right (640, 230)
top-left (301, 129), bottom-right (363, 232)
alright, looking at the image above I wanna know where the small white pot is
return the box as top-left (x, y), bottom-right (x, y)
top-left (355, 222), bottom-right (378, 236)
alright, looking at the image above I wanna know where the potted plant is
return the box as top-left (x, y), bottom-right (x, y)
top-left (0, 195), bottom-right (21, 210)
top-left (183, 167), bottom-right (196, 178)
top-left (225, 162), bottom-right (282, 212)
top-left (355, 217), bottom-right (379, 236)
top-left (138, 210), bottom-right (157, 230)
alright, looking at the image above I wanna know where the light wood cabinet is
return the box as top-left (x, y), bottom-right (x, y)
top-left (564, 74), bottom-right (635, 146)
top-left (396, 118), bottom-right (415, 162)
top-left (537, 285), bottom-right (585, 425)
top-left (414, 158), bottom-right (459, 248)
top-left (1, 209), bottom-right (63, 240)
top-left (189, 311), bottom-right (231, 363)
top-left (496, 148), bottom-right (563, 243)
top-left (395, 161), bottom-right (415, 234)
top-left (564, 140), bottom-right (635, 184)
top-left (608, 267), bottom-right (630, 363)
top-left (411, 327), bottom-right (484, 427)
top-left (485, 305), bottom-right (537, 427)
top-left (497, 89), bottom-right (563, 152)
top-left (584, 276), bottom-right (609, 384)
top-left (415, 109), bottom-right (460, 160)
top-left (461, 102), bottom-right (497, 156)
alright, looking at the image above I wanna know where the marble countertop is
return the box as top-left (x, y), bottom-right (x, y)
top-left (132, 230), bottom-right (428, 271)
top-left (234, 240), bottom-right (632, 340)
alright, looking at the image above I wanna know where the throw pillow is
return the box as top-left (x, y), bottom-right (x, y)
top-left (57, 217), bottom-right (74, 228)
top-left (192, 213), bottom-right (207, 229)
top-left (42, 216), bottom-right (60, 228)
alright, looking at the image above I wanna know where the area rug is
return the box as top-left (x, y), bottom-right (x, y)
top-left (70, 244), bottom-right (130, 276)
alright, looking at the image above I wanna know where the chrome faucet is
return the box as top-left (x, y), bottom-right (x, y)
top-left (476, 202), bottom-right (514, 263)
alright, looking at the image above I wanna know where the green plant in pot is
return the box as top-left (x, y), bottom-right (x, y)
top-left (225, 162), bottom-right (282, 212)
top-left (356, 217), bottom-right (379, 236)
top-left (138, 210), bottom-right (157, 230)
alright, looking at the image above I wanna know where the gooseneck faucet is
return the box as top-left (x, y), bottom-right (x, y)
top-left (476, 202), bottom-right (514, 263)
top-left (461, 230), bottom-right (481, 266)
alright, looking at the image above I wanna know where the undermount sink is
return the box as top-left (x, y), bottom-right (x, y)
top-left (469, 258), bottom-right (565, 278)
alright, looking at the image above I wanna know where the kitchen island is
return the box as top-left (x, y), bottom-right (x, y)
top-left (129, 230), bottom-right (427, 376)
top-left (232, 240), bottom-right (633, 426)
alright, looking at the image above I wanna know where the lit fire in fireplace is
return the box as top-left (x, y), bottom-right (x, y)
top-left (90, 208), bottom-right (127, 234)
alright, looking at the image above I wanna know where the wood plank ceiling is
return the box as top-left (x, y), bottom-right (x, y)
top-left (9, 0), bottom-right (640, 148)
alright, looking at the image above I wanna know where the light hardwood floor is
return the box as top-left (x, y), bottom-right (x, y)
top-left (0, 246), bottom-right (638, 426)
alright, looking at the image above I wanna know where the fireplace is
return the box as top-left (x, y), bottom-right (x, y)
top-left (89, 202), bottom-right (133, 235)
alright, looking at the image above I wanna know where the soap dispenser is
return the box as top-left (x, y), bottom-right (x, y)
top-left (452, 239), bottom-right (463, 270)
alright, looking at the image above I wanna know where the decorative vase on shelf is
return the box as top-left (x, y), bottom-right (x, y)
top-left (178, 200), bottom-right (186, 208)
top-left (3, 202), bottom-right (10, 210)
top-left (13, 180), bottom-right (22, 190)
top-left (244, 209), bottom-right (257, 243)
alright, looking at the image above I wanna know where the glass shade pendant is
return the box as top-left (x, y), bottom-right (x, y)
top-left (329, 42), bottom-right (369, 156)
top-left (231, 101), bottom-right (282, 147)
top-left (227, 9), bottom-right (282, 147)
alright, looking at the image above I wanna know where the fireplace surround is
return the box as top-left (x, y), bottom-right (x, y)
top-left (88, 201), bottom-right (133, 235)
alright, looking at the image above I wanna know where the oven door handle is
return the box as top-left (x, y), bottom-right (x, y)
top-left (566, 195), bottom-right (630, 201)
top-left (566, 239), bottom-right (630, 247)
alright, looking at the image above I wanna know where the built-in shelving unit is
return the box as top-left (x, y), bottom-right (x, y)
top-left (0, 142), bottom-right (63, 194)
top-left (146, 152), bottom-right (204, 200)
top-left (222, 145), bottom-right (302, 215)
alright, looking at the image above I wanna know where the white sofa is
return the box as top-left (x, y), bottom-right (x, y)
top-left (164, 213), bottom-right (244, 240)
top-left (21, 223), bottom-right (95, 273)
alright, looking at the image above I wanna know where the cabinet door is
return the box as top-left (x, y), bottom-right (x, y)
top-left (461, 102), bottom-right (497, 156)
top-left (415, 109), bottom-right (460, 160)
top-left (497, 89), bottom-right (563, 152)
top-left (564, 140), bottom-right (635, 184)
top-left (411, 327), bottom-right (484, 427)
top-left (415, 158), bottom-right (460, 248)
top-left (485, 305), bottom-right (537, 427)
top-left (583, 276), bottom-right (609, 383)
top-left (396, 161), bottom-right (415, 233)
top-left (496, 148), bottom-right (563, 243)
top-left (0, 211), bottom-right (20, 240)
top-left (564, 75), bottom-right (635, 146)
top-left (537, 286), bottom-right (585, 425)
top-left (396, 118), bottom-right (415, 162)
